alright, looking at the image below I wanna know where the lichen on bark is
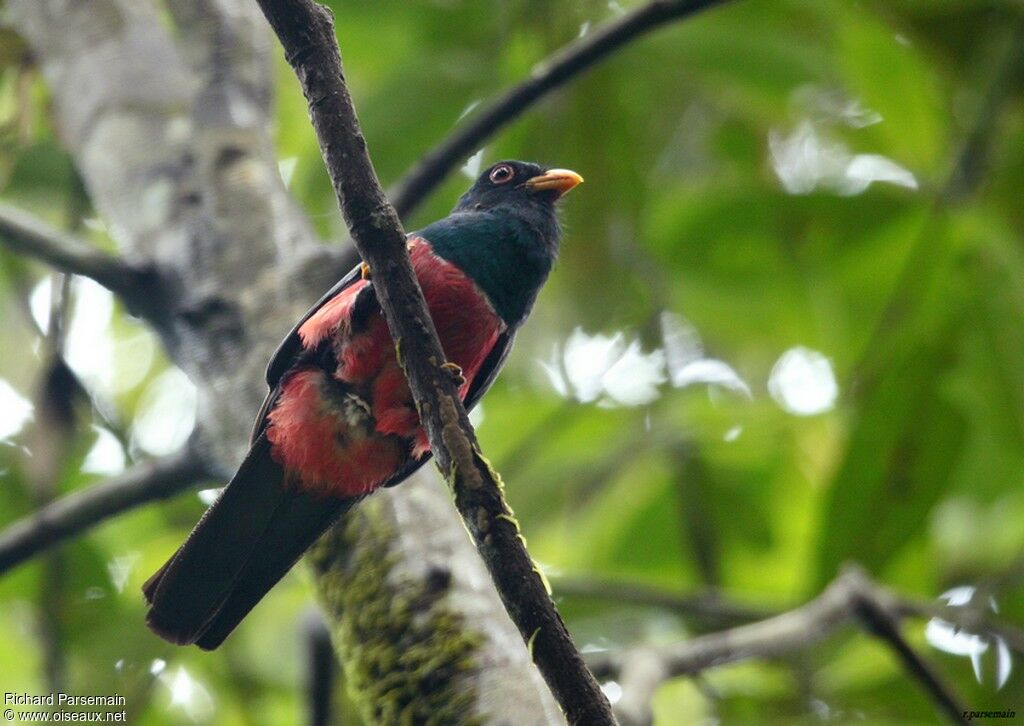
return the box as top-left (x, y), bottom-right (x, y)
top-left (308, 497), bottom-right (483, 725)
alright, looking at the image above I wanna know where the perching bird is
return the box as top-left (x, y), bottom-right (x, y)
top-left (143, 161), bottom-right (582, 649)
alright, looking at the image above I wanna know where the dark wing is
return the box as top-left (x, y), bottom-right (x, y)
top-left (264, 262), bottom-right (364, 389)
top-left (381, 328), bottom-right (515, 487)
top-left (250, 262), bottom-right (365, 445)
top-left (465, 328), bottom-right (516, 411)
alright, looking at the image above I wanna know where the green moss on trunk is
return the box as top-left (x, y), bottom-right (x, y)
top-left (307, 499), bottom-right (483, 725)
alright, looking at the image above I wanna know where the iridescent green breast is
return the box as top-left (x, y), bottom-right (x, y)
top-left (418, 209), bottom-right (557, 327)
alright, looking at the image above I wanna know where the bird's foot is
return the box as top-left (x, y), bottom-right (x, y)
top-left (441, 361), bottom-right (465, 387)
top-left (360, 261), bottom-right (371, 280)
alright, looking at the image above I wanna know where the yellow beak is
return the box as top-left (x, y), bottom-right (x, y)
top-left (523, 168), bottom-right (584, 198)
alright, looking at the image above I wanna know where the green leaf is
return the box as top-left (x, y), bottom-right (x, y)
top-left (813, 337), bottom-right (967, 588)
top-left (837, 8), bottom-right (947, 176)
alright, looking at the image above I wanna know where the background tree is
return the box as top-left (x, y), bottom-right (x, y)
top-left (0, 1), bottom-right (1022, 724)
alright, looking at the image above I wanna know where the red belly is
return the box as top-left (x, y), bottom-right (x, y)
top-left (266, 238), bottom-right (504, 497)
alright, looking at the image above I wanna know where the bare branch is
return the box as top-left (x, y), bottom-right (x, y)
top-left (0, 201), bottom-right (161, 318)
top-left (254, 1), bottom-right (612, 722)
top-left (850, 593), bottom-right (965, 725)
top-left (611, 648), bottom-right (669, 726)
top-left (588, 567), bottom-right (973, 725)
top-left (302, 609), bottom-right (336, 726)
top-left (389, 0), bottom-right (731, 219)
top-left (554, 576), bottom-right (775, 630)
top-left (0, 443), bottom-right (210, 574)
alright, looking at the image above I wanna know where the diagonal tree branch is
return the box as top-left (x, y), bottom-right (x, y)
top-left (587, 567), bottom-right (979, 725)
top-left (388, 0), bottom-right (731, 219)
top-left (554, 576), bottom-right (776, 631)
top-left (0, 201), bottom-right (163, 320)
top-left (254, 1), bottom-right (613, 722)
top-left (0, 442), bottom-right (211, 574)
top-left (850, 594), bottom-right (965, 726)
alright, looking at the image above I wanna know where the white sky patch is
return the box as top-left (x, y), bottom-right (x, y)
top-left (106, 552), bottom-right (140, 593)
top-left (82, 426), bottom-right (127, 476)
top-left (197, 488), bottom-right (223, 506)
top-left (768, 346), bottom-right (838, 416)
top-left (160, 666), bottom-right (215, 722)
top-left (840, 154), bottom-right (919, 196)
top-left (769, 121), bottom-right (917, 196)
top-left (661, 311), bottom-right (704, 371)
top-left (792, 85), bottom-right (883, 129)
top-left (671, 358), bottom-right (752, 398)
top-left (33, 278), bottom-right (156, 398)
top-left (30, 277), bottom-right (52, 334)
top-left (661, 312), bottom-right (751, 398)
top-left (468, 402), bottom-right (485, 428)
top-left (559, 329), bottom-right (624, 404)
top-left (278, 157), bottom-right (298, 188)
top-left (600, 340), bottom-right (666, 407)
top-left (111, 330), bottom-right (159, 395)
top-left (65, 279), bottom-right (116, 395)
top-left (600, 681), bottom-right (623, 705)
top-left (542, 329), bottom-right (665, 407)
top-left (461, 149), bottom-right (485, 179)
top-left (925, 586), bottom-right (1013, 689)
top-left (0, 379), bottom-right (33, 441)
top-left (542, 317), bottom-right (753, 409)
top-left (132, 368), bottom-right (197, 456)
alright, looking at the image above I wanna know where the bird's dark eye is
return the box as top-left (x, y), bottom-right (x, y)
top-left (489, 164), bottom-right (515, 185)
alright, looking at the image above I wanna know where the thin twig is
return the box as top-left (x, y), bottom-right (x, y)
top-left (302, 609), bottom-right (337, 726)
top-left (0, 201), bottom-right (161, 319)
top-left (554, 575), bottom-right (775, 630)
top-left (388, 0), bottom-right (732, 219)
top-left (0, 442), bottom-right (210, 574)
top-left (612, 647), bottom-right (668, 726)
top-left (588, 567), bottom-right (973, 725)
top-left (850, 592), bottom-right (965, 725)
top-left (0, 259), bottom-right (135, 458)
top-left (31, 273), bottom-right (75, 693)
top-left (253, 1), bottom-right (614, 722)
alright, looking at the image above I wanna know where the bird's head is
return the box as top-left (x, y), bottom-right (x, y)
top-left (424, 160), bottom-right (582, 326)
top-left (454, 160), bottom-right (583, 214)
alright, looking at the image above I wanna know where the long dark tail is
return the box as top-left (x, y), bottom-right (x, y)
top-left (143, 434), bottom-right (352, 648)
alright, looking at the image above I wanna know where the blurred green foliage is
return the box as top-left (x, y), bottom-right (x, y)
top-left (1, 0), bottom-right (1023, 723)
